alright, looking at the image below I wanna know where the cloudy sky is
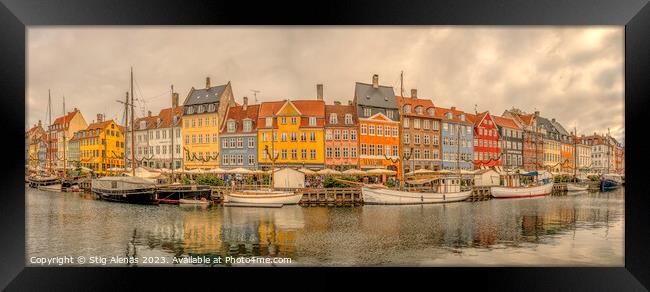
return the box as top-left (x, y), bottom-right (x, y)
top-left (27, 26), bottom-right (624, 142)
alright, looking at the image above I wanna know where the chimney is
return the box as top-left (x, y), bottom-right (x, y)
top-left (348, 100), bottom-right (352, 105)
top-left (534, 111), bottom-right (540, 117)
top-left (172, 93), bottom-right (179, 108)
top-left (38, 120), bottom-right (41, 127)
top-left (411, 89), bottom-right (417, 99)
top-left (316, 84), bottom-right (323, 100)
top-left (334, 101), bottom-right (341, 105)
top-left (96, 114), bottom-right (103, 122)
top-left (552, 118), bottom-right (556, 123)
top-left (451, 106), bottom-right (456, 111)
top-left (73, 107), bottom-right (78, 112)
top-left (372, 74), bottom-right (379, 88)
top-left (148, 110), bottom-right (152, 117)
top-left (242, 96), bottom-right (248, 111)
top-left (206, 77), bottom-right (211, 89)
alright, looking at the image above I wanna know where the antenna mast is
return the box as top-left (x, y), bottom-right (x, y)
top-left (250, 89), bottom-right (260, 104)
top-left (131, 67), bottom-right (135, 176)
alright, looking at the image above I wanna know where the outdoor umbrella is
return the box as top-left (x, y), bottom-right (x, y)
top-left (316, 168), bottom-right (342, 176)
top-left (405, 169), bottom-right (436, 176)
top-left (297, 167), bottom-right (316, 175)
top-left (228, 167), bottom-right (254, 174)
top-left (342, 168), bottom-right (366, 176)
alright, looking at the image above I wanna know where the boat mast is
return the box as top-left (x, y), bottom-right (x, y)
top-left (606, 128), bottom-right (610, 174)
top-left (62, 95), bottom-right (66, 179)
top-left (130, 67), bottom-right (136, 177)
top-left (271, 119), bottom-right (275, 190)
top-left (123, 92), bottom-right (128, 170)
top-left (48, 89), bottom-right (52, 173)
top-left (574, 126), bottom-right (577, 179)
top-left (170, 84), bottom-right (175, 182)
top-left (399, 70), bottom-right (405, 187)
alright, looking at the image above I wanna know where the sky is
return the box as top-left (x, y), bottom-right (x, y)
top-left (27, 26), bottom-right (624, 143)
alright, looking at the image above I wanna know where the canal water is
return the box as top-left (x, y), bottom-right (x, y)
top-left (26, 187), bottom-right (624, 266)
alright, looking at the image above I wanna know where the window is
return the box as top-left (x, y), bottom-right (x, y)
top-left (423, 120), bottom-right (430, 130)
top-left (414, 119), bottom-right (420, 129)
top-left (192, 135), bottom-right (196, 144)
top-left (310, 132), bottom-right (316, 142)
top-left (301, 149), bottom-right (307, 160)
top-left (266, 117), bottom-right (273, 127)
top-left (403, 105), bottom-right (411, 113)
top-left (281, 117), bottom-right (287, 124)
top-left (329, 114), bottom-right (338, 124)
top-left (301, 132), bottom-right (307, 142)
top-left (414, 134), bottom-right (420, 144)
top-left (262, 133), bottom-right (268, 142)
top-left (342, 147), bottom-right (349, 158)
top-left (208, 104), bottom-right (216, 112)
top-left (335, 147), bottom-right (341, 158)
top-left (377, 125), bottom-right (383, 136)
top-left (361, 124), bottom-right (367, 135)
top-left (342, 130), bottom-right (349, 140)
top-left (424, 149), bottom-right (430, 159)
top-left (361, 144), bottom-right (367, 155)
top-left (291, 149), bottom-right (297, 160)
top-left (176, 144), bottom-right (180, 154)
top-left (351, 130), bottom-right (357, 140)
top-left (428, 108), bottom-right (435, 116)
top-left (334, 130), bottom-right (341, 140)
top-left (198, 118), bottom-right (202, 127)
top-left (248, 155), bottom-right (255, 165)
top-left (184, 120), bottom-right (189, 128)
top-left (404, 134), bottom-right (410, 144)
top-left (237, 138), bottom-right (243, 148)
top-left (393, 127), bottom-right (398, 137)
top-left (227, 121), bottom-right (236, 132)
top-left (369, 144), bottom-right (375, 155)
top-left (281, 133), bottom-right (287, 142)
top-left (213, 133), bottom-right (217, 143)
top-left (415, 106), bottom-right (423, 115)
top-left (376, 144), bottom-right (382, 156)
top-left (326, 130), bottom-right (332, 140)
top-left (281, 149), bottom-right (287, 160)
top-left (345, 114), bottom-right (352, 125)
top-left (310, 149), bottom-right (316, 160)
top-left (424, 135), bottom-right (430, 145)
top-left (291, 132), bottom-right (297, 142)
top-left (351, 147), bottom-right (358, 158)
top-left (198, 134), bottom-right (203, 144)
top-left (387, 110), bottom-right (394, 119)
top-left (363, 107), bottom-right (372, 117)
top-left (248, 139), bottom-right (254, 148)
top-left (326, 147), bottom-right (332, 158)
top-left (291, 117), bottom-right (298, 125)
top-left (403, 118), bottom-right (410, 128)
top-left (212, 117), bottom-right (217, 126)
top-left (369, 125), bottom-right (375, 135)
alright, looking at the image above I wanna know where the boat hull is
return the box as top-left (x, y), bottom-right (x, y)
top-left (94, 189), bottom-right (159, 205)
top-left (567, 183), bottom-right (589, 192)
top-left (157, 185), bottom-right (212, 204)
top-left (224, 190), bottom-right (302, 205)
top-left (27, 176), bottom-right (60, 188)
top-left (362, 187), bottom-right (472, 205)
top-left (600, 179), bottom-right (621, 191)
top-left (491, 183), bottom-right (554, 199)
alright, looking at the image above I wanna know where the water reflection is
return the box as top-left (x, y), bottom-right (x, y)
top-left (26, 187), bottom-right (624, 266)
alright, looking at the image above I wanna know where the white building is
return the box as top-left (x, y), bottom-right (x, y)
top-left (582, 133), bottom-right (615, 174)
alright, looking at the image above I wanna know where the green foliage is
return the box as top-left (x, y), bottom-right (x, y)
top-left (195, 175), bottom-right (224, 186)
top-left (323, 176), bottom-right (348, 188)
top-left (339, 175), bottom-right (362, 182)
top-left (383, 180), bottom-right (397, 188)
top-left (588, 175), bottom-right (600, 182)
top-left (181, 177), bottom-right (192, 185)
top-left (554, 175), bottom-right (571, 183)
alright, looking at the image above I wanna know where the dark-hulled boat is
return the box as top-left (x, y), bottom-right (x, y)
top-left (27, 174), bottom-right (61, 188)
top-left (156, 184), bottom-right (212, 204)
top-left (600, 173), bottom-right (623, 191)
top-left (91, 176), bottom-right (158, 205)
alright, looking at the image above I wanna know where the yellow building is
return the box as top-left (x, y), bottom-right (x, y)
top-left (26, 121), bottom-right (46, 168)
top-left (78, 116), bottom-right (125, 175)
top-left (543, 139), bottom-right (561, 172)
top-left (257, 99), bottom-right (326, 169)
top-left (182, 77), bottom-right (236, 169)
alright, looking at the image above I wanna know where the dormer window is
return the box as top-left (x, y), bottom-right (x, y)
top-left (445, 112), bottom-right (452, 119)
top-left (403, 105), bottom-right (411, 113)
top-left (427, 108), bottom-right (435, 116)
top-left (363, 107), bottom-right (372, 117)
top-left (460, 114), bottom-right (465, 121)
top-left (265, 117), bottom-right (273, 127)
top-left (186, 106), bottom-right (195, 114)
top-left (140, 121), bottom-right (147, 129)
top-left (329, 113), bottom-right (338, 124)
top-left (197, 105), bottom-right (205, 113)
top-left (243, 120), bottom-right (252, 132)
top-left (227, 120), bottom-right (236, 133)
top-left (345, 114), bottom-right (353, 125)
top-left (309, 117), bottom-right (316, 126)
top-left (415, 106), bottom-right (423, 114)
top-left (208, 104), bottom-right (216, 112)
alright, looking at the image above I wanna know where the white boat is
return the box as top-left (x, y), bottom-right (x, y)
top-left (27, 174), bottom-right (60, 188)
top-left (37, 184), bottom-right (63, 192)
top-left (567, 183), bottom-right (589, 192)
top-left (491, 182), bottom-right (554, 199)
top-left (362, 187), bottom-right (471, 205)
top-left (224, 189), bottom-right (302, 206)
top-left (91, 176), bottom-right (158, 205)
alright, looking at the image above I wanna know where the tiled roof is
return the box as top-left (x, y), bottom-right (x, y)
top-left (493, 116), bottom-right (520, 129)
top-left (158, 106), bottom-right (184, 128)
top-left (183, 84), bottom-right (228, 106)
top-left (471, 111), bottom-right (489, 126)
top-left (395, 96), bottom-right (436, 118)
top-left (133, 116), bottom-right (159, 131)
top-left (325, 104), bottom-right (357, 127)
top-left (258, 100), bottom-right (325, 118)
top-left (434, 106), bottom-right (473, 125)
top-left (354, 82), bottom-right (398, 110)
top-left (52, 110), bottom-right (79, 129)
top-left (221, 104), bottom-right (260, 134)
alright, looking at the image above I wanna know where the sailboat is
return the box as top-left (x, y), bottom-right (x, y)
top-left (600, 129), bottom-right (622, 192)
top-left (567, 126), bottom-right (588, 192)
top-left (361, 72), bottom-right (471, 205)
top-left (28, 89), bottom-right (61, 189)
top-left (91, 67), bottom-right (158, 205)
top-left (224, 113), bottom-right (301, 207)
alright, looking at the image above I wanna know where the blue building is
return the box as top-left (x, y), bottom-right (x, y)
top-left (437, 106), bottom-right (474, 171)
top-left (219, 98), bottom-right (260, 169)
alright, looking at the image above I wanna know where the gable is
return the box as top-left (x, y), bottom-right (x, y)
top-left (276, 100), bottom-right (302, 116)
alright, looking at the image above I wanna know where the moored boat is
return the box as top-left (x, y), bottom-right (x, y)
top-left (179, 197), bottom-right (210, 205)
top-left (362, 175), bottom-right (471, 205)
top-left (600, 173), bottom-right (622, 191)
top-left (491, 182), bottom-right (554, 199)
top-left (157, 184), bottom-right (212, 204)
top-left (91, 176), bottom-right (158, 205)
top-left (37, 184), bottom-right (63, 192)
top-left (567, 183), bottom-right (589, 192)
top-left (27, 174), bottom-right (61, 188)
top-left (224, 189), bottom-right (302, 207)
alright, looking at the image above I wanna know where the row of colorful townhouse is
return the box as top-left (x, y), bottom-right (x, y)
top-left (26, 74), bottom-right (625, 176)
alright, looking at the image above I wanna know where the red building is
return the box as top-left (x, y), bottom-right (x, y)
top-left (469, 111), bottom-right (501, 169)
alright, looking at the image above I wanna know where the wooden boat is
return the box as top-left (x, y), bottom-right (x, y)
top-left (600, 173), bottom-right (622, 191)
top-left (491, 182), bottom-right (554, 199)
top-left (27, 174), bottom-right (60, 188)
top-left (362, 187), bottom-right (471, 205)
top-left (91, 176), bottom-right (158, 205)
top-left (157, 184), bottom-right (212, 204)
top-left (567, 183), bottom-right (589, 192)
top-left (224, 189), bottom-right (302, 206)
top-left (37, 184), bottom-right (63, 192)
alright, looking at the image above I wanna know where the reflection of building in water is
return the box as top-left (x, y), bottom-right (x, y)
top-left (145, 209), bottom-right (222, 257)
top-left (221, 206), bottom-right (304, 258)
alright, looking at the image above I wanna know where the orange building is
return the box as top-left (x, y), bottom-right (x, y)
top-left (358, 112), bottom-right (400, 174)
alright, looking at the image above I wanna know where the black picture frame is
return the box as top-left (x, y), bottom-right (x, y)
top-left (1, 0), bottom-right (649, 290)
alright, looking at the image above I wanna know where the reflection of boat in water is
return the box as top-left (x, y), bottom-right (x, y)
top-left (179, 197), bottom-right (210, 205)
top-left (157, 184), bottom-right (212, 204)
top-left (492, 183), bottom-right (553, 199)
top-left (224, 189), bottom-right (302, 207)
top-left (600, 173), bottom-right (622, 191)
top-left (567, 183), bottom-right (588, 192)
top-left (91, 176), bottom-right (158, 205)
top-left (38, 184), bottom-right (62, 192)
top-left (362, 176), bottom-right (471, 205)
